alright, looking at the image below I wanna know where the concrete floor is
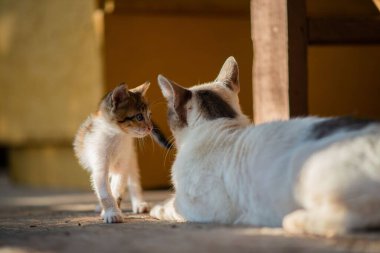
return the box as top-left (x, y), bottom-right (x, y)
top-left (1, 176), bottom-right (380, 253)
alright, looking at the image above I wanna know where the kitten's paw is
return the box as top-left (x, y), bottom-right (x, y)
top-left (101, 208), bottom-right (124, 223)
top-left (133, 202), bottom-right (150, 214)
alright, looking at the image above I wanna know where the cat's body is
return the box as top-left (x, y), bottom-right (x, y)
top-left (74, 82), bottom-right (166, 223)
top-left (151, 57), bottom-right (380, 236)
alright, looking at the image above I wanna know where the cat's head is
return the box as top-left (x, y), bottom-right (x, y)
top-left (157, 56), bottom-right (243, 135)
top-left (99, 82), bottom-right (153, 137)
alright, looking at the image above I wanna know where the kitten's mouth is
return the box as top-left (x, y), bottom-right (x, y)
top-left (132, 129), bottom-right (152, 138)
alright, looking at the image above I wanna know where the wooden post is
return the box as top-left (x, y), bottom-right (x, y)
top-left (251, 0), bottom-right (308, 124)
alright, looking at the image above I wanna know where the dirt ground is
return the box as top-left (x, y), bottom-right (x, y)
top-left (1, 176), bottom-right (380, 253)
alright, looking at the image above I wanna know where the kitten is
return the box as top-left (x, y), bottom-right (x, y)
top-left (150, 57), bottom-right (380, 236)
top-left (74, 82), bottom-right (169, 223)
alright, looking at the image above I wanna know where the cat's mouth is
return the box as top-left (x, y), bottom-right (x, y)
top-left (131, 129), bottom-right (152, 138)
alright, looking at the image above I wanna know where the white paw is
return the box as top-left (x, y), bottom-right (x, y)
top-left (149, 204), bottom-right (164, 219)
top-left (101, 208), bottom-right (124, 223)
top-left (132, 202), bottom-right (150, 214)
top-left (283, 210), bottom-right (307, 234)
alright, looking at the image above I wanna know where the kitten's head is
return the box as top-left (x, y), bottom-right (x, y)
top-left (157, 56), bottom-right (242, 135)
top-left (100, 82), bottom-right (153, 137)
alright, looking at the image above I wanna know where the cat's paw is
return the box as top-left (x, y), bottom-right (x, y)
top-left (149, 204), bottom-right (164, 220)
top-left (132, 201), bottom-right (150, 214)
top-left (101, 208), bottom-right (124, 223)
top-left (283, 210), bottom-right (307, 234)
top-left (283, 209), bottom-right (348, 237)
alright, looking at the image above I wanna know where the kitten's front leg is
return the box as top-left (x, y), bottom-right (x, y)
top-left (92, 170), bottom-right (123, 223)
top-left (150, 197), bottom-right (185, 222)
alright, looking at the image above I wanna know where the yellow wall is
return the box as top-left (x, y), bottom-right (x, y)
top-left (307, 0), bottom-right (380, 119)
top-left (1, 0), bottom-right (103, 190)
top-left (309, 46), bottom-right (380, 119)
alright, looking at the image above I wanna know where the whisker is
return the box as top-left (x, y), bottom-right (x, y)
top-left (137, 138), bottom-right (142, 151)
top-left (148, 134), bottom-right (155, 153)
top-left (163, 135), bottom-right (176, 167)
top-left (141, 138), bottom-right (146, 151)
top-left (140, 137), bottom-right (145, 151)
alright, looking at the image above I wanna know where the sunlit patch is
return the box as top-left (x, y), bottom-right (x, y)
top-left (0, 246), bottom-right (48, 253)
top-left (0, 193), bottom-right (96, 207)
top-left (51, 204), bottom-right (96, 212)
top-left (232, 227), bottom-right (285, 236)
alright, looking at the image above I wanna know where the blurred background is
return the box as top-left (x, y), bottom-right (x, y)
top-left (0, 0), bottom-right (379, 191)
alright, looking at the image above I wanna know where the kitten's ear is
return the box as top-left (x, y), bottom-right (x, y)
top-left (157, 75), bottom-right (190, 109)
top-left (131, 81), bottom-right (150, 96)
top-left (215, 56), bottom-right (240, 93)
top-left (111, 83), bottom-right (129, 109)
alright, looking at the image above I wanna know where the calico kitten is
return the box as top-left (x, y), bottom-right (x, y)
top-left (74, 82), bottom-right (169, 223)
top-left (151, 57), bottom-right (380, 236)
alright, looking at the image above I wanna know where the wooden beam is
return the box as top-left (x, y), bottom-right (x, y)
top-left (251, 0), bottom-right (308, 124)
top-left (308, 17), bottom-right (380, 44)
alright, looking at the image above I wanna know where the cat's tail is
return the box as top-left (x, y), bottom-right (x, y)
top-left (151, 121), bottom-right (173, 149)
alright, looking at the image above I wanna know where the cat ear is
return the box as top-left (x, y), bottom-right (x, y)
top-left (111, 83), bottom-right (129, 109)
top-left (215, 56), bottom-right (240, 93)
top-left (157, 75), bottom-right (190, 109)
top-left (131, 81), bottom-right (150, 96)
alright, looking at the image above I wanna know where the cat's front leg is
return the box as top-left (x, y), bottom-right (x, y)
top-left (92, 170), bottom-right (123, 223)
top-left (150, 197), bottom-right (185, 222)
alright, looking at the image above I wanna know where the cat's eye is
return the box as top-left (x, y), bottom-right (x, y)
top-left (135, 113), bottom-right (144, 121)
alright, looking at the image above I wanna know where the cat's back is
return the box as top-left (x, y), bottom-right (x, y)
top-left (238, 117), bottom-right (323, 153)
top-left (246, 116), bottom-right (379, 145)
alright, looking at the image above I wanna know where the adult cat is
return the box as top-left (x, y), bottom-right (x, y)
top-left (150, 57), bottom-right (380, 236)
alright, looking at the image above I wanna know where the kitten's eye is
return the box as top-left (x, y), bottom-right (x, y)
top-left (135, 113), bottom-right (144, 121)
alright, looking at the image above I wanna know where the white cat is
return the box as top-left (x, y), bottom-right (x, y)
top-left (150, 56), bottom-right (380, 236)
top-left (74, 82), bottom-right (169, 223)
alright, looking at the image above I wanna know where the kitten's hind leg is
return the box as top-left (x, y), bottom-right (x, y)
top-left (127, 171), bottom-right (149, 214)
top-left (122, 154), bottom-right (149, 213)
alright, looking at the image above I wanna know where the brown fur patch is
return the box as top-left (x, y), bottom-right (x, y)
top-left (196, 90), bottom-right (236, 120)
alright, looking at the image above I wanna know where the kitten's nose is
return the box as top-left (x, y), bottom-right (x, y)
top-left (147, 125), bottom-right (153, 132)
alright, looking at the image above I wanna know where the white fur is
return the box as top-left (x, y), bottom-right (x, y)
top-left (151, 57), bottom-right (380, 236)
top-left (75, 115), bottom-right (148, 223)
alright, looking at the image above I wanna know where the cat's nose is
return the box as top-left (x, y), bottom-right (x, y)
top-left (147, 125), bottom-right (153, 132)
